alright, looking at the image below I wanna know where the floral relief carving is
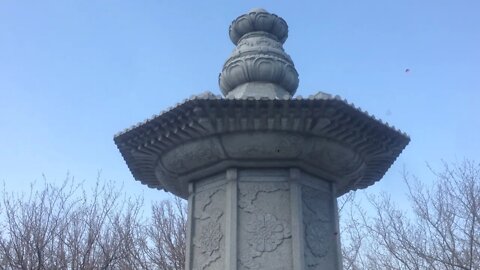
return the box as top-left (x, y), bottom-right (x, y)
top-left (238, 183), bottom-right (291, 269)
top-left (305, 220), bottom-right (329, 257)
top-left (302, 186), bottom-right (332, 267)
top-left (196, 220), bottom-right (223, 256)
top-left (194, 187), bottom-right (225, 269)
top-left (195, 220), bottom-right (223, 269)
top-left (246, 213), bottom-right (291, 252)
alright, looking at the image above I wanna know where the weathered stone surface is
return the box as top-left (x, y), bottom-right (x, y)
top-left (301, 174), bottom-right (339, 269)
top-left (114, 95), bottom-right (409, 199)
top-left (184, 168), bottom-right (341, 270)
top-left (228, 8), bottom-right (288, 45)
top-left (237, 170), bottom-right (292, 270)
top-left (219, 8), bottom-right (299, 98)
top-left (191, 175), bottom-right (227, 270)
top-left (114, 8), bottom-right (409, 270)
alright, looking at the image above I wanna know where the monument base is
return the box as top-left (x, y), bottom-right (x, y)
top-left (185, 168), bottom-right (342, 270)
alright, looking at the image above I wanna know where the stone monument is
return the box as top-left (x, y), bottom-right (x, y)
top-left (114, 8), bottom-right (409, 270)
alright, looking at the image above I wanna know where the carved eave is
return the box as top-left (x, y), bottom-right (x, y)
top-left (114, 92), bottom-right (409, 198)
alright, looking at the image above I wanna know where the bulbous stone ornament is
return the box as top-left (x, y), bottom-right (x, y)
top-left (219, 8), bottom-right (299, 99)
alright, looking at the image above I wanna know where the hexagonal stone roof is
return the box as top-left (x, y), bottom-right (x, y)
top-left (114, 92), bottom-right (409, 198)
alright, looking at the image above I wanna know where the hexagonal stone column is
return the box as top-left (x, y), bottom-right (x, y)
top-left (186, 168), bottom-right (342, 270)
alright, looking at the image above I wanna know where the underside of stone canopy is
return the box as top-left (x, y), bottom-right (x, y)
top-left (114, 92), bottom-right (409, 199)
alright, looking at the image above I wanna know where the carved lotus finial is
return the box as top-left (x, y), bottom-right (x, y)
top-left (228, 8), bottom-right (289, 45)
top-left (219, 8), bottom-right (299, 99)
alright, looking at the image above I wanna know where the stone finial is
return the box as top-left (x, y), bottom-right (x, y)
top-left (219, 8), bottom-right (299, 99)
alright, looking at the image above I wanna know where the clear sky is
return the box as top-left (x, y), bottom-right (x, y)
top-left (1, 0), bottom-right (479, 204)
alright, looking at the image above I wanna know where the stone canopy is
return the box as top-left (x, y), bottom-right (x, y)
top-left (114, 92), bottom-right (409, 199)
top-left (114, 8), bottom-right (409, 199)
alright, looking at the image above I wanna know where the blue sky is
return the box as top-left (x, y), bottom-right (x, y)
top-left (1, 0), bottom-right (479, 204)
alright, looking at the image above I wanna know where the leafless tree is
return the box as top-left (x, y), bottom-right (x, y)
top-left (0, 176), bottom-right (187, 270)
top-left (2, 160), bottom-right (478, 269)
top-left (340, 159), bottom-right (480, 270)
top-left (145, 198), bottom-right (186, 270)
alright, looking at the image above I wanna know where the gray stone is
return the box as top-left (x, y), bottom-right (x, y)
top-left (219, 9), bottom-right (299, 99)
top-left (184, 168), bottom-right (342, 270)
top-left (114, 96), bottom-right (409, 199)
top-left (114, 8), bottom-right (409, 270)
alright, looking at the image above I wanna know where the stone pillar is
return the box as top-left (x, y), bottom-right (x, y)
top-left (114, 7), bottom-right (410, 270)
top-left (185, 168), bottom-right (342, 270)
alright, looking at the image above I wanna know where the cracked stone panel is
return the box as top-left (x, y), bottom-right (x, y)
top-left (191, 181), bottom-right (227, 270)
top-left (238, 180), bottom-right (293, 270)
